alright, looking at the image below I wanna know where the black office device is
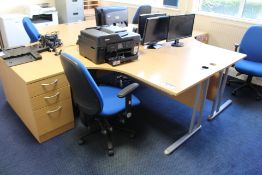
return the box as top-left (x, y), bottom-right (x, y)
top-left (167, 14), bottom-right (195, 47)
top-left (138, 13), bottom-right (166, 39)
top-left (142, 16), bottom-right (169, 49)
top-left (95, 6), bottom-right (128, 27)
top-left (1, 46), bottom-right (42, 67)
top-left (78, 25), bottom-right (140, 66)
top-left (40, 32), bottom-right (63, 51)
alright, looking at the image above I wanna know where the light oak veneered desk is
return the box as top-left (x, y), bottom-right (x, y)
top-left (0, 21), bottom-right (245, 154)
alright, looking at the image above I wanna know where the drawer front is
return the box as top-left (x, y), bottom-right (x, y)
top-left (28, 74), bottom-right (69, 97)
top-left (31, 86), bottom-right (71, 111)
top-left (34, 99), bottom-right (74, 135)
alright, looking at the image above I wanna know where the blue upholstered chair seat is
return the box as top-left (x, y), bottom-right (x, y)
top-left (99, 86), bottom-right (140, 116)
top-left (235, 59), bottom-right (262, 77)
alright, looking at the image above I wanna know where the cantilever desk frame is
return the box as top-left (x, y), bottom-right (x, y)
top-left (0, 20), bottom-right (245, 155)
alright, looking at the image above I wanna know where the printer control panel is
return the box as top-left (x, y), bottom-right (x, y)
top-left (106, 41), bottom-right (139, 66)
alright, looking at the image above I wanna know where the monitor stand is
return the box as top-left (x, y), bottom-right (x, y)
top-left (171, 39), bottom-right (184, 47)
top-left (146, 43), bottom-right (162, 49)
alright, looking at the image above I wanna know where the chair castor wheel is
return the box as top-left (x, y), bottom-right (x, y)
top-left (107, 149), bottom-right (114, 156)
top-left (232, 91), bottom-right (237, 96)
top-left (78, 139), bottom-right (85, 145)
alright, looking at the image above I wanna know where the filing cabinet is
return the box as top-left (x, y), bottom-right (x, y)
top-left (55, 0), bottom-right (85, 24)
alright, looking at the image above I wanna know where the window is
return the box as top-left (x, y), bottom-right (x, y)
top-left (199, 0), bottom-right (262, 20)
top-left (163, 0), bottom-right (178, 7)
top-left (106, 0), bottom-right (179, 7)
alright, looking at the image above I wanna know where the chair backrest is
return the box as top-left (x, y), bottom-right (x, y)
top-left (239, 26), bottom-right (262, 63)
top-left (132, 5), bottom-right (152, 24)
top-left (95, 6), bottom-right (128, 26)
top-left (60, 53), bottom-right (104, 115)
top-left (22, 17), bottom-right (41, 43)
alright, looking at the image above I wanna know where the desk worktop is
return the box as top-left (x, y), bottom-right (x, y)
top-left (62, 39), bottom-right (245, 96)
top-left (9, 36), bottom-right (245, 96)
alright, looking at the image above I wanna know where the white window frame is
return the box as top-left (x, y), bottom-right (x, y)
top-left (197, 0), bottom-right (262, 23)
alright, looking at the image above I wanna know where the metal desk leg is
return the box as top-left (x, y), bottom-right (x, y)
top-left (208, 71), bottom-right (223, 117)
top-left (164, 79), bottom-right (210, 155)
top-left (197, 78), bottom-right (210, 127)
top-left (208, 68), bottom-right (232, 121)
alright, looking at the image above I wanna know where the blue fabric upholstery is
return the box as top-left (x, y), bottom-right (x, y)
top-left (235, 26), bottom-right (262, 77)
top-left (99, 86), bottom-right (140, 116)
top-left (235, 60), bottom-right (262, 77)
top-left (239, 26), bottom-right (262, 63)
top-left (60, 53), bottom-right (140, 155)
top-left (61, 53), bottom-right (104, 109)
top-left (132, 5), bottom-right (152, 24)
top-left (22, 17), bottom-right (41, 43)
top-left (61, 53), bottom-right (140, 117)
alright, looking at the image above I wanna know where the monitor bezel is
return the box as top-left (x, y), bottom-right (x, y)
top-left (166, 14), bottom-right (196, 42)
top-left (142, 16), bottom-right (169, 46)
top-left (138, 13), bottom-right (167, 38)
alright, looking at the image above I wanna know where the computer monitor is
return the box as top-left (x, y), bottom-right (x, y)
top-left (95, 6), bottom-right (128, 27)
top-left (138, 13), bottom-right (166, 39)
top-left (167, 14), bottom-right (195, 47)
top-left (142, 16), bottom-right (169, 49)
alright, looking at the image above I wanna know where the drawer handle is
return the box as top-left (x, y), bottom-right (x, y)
top-left (41, 79), bottom-right (58, 87)
top-left (44, 92), bottom-right (60, 100)
top-left (46, 106), bottom-right (62, 114)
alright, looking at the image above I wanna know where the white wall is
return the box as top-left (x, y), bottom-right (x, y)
top-left (0, 0), bottom-right (54, 14)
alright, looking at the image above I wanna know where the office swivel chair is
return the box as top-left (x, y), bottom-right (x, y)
top-left (228, 26), bottom-right (262, 100)
top-left (60, 53), bottom-right (140, 156)
top-left (22, 17), bottom-right (41, 43)
top-left (132, 5), bottom-right (152, 24)
top-left (95, 6), bottom-right (128, 27)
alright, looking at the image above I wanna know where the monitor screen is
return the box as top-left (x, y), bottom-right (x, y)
top-left (167, 14), bottom-right (195, 42)
top-left (142, 16), bottom-right (169, 46)
top-left (95, 6), bottom-right (128, 27)
top-left (138, 13), bottom-right (166, 39)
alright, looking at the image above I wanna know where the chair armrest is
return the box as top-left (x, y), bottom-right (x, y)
top-left (117, 83), bottom-right (139, 98)
top-left (234, 43), bottom-right (240, 52)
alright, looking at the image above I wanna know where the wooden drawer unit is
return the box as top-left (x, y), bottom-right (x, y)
top-left (34, 99), bottom-right (74, 136)
top-left (0, 60), bottom-right (75, 143)
top-left (28, 74), bottom-right (74, 142)
top-left (27, 74), bottom-right (69, 97)
top-left (31, 86), bottom-right (71, 111)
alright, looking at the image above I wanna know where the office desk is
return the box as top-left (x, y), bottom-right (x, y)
top-left (60, 38), bottom-right (245, 154)
top-left (0, 21), bottom-right (245, 154)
